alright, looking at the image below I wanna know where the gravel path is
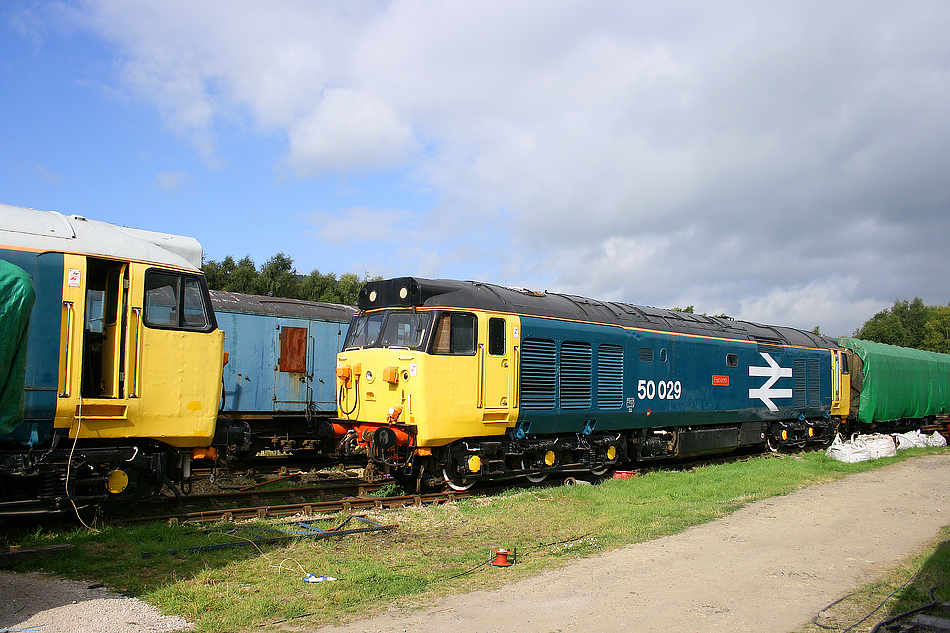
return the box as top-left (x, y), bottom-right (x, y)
top-left (0, 571), bottom-right (191, 632)
top-left (1, 453), bottom-right (948, 633)
top-left (314, 453), bottom-right (950, 633)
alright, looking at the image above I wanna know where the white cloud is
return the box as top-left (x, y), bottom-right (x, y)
top-left (288, 89), bottom-right (414, 175)
top-left (153, 170), bottom-right (191, 192)
top-left (68, 1), bottom-right (950, 334)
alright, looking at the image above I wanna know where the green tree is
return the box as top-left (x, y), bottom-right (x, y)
top-left (337, 272), bottom-right (364, 305)
top-left (854, 297), bottom-right (939, 349)
top-left (891, 297), bottom-right (931, 348)
top-left (258, 253), bottom-right (299, 298)
top-left (301, 271), bottom-right (339, 303)
top-left (922, 305), bottom-right (950, 354)
top-left (205, 253), bottom-right (379, 305)
top-left (225, 256), bottom-right (260, 294)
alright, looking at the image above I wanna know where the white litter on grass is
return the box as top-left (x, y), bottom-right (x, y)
top-left (304, 574), bottom-right (338, 582)
top-left (826, 430), bottom-right (947, 463)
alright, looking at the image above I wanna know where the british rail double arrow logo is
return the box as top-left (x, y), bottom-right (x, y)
top-left (748, 353), bottom-right (792, 412)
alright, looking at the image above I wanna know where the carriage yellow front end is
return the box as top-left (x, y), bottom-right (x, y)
top-left (54, 255), bottom-right (224, 447)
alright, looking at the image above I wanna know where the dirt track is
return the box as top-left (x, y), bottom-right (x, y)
top-left (1, 454), bottom-right (948, 633)
top-left (314, 453), bottom-right (950, 633)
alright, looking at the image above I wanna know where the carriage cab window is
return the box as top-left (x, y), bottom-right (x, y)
top-left (431, 312), bottom-right (476, 355)
top-left (144, 270), bottom-right (214, 331)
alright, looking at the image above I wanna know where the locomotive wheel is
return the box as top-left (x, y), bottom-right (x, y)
top-left (766, 435), bottom-right (780, 453)
top-left (442, 467), bottom-right (475, 491)
top-left (590, 463), bottom-right (611, 476)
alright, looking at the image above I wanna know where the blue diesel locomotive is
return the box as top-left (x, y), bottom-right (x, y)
top-left (335, 278), bottom-right (851, 489)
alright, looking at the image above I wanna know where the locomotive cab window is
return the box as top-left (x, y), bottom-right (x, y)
top-left (378, 311), bottom-right (432, 349)
top-left (431, 312), bottom-right (477, 355)
top-left (144, 270), bottom-right (214, 331)
top-left (344, 312), bottom-right (385, 349)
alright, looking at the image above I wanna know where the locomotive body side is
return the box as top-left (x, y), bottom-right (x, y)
top-left (514, 315), bottom-right (837, 435)
top-left (336, 277), bottom-right (846, 488)
top-left (0, 204), bottom-right (224, 516)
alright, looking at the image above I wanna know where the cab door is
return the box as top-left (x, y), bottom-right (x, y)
top-left (133, 268), bottom-right (224, 445)
top-left (481, 316), bottom-right (511, 410)
top-left (81, 258), bottom-right (129, 399)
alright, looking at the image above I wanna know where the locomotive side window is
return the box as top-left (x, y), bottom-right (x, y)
top-left (726, 353), bottom-right (738, 367)
top-left (144, 273), bottom-right (178, 327)
top-left (639, 348), bottom-right (654, 362)
top-left (182, 277), bottom-right (210, 328)
top-left (431, 312), bottom-right (477, 355)
top-left (488, 317), bottom-right (506, 355)
top-left (144, 270), bottom-right (213, 331)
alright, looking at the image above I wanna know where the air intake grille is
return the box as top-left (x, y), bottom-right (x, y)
top-left (794, 359), bottom-right (806, 408)
top-left (521, 338), bottom-right (556, 410)
top-left (597, 344), bottom-right (624, 409)
top-left (559, 341), bottom-right (592, 409)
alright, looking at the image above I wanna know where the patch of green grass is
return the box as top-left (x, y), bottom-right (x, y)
top-left (10, 447), bottom-right (947, 633)
top-left (799, 527), bottom-right (950, 633)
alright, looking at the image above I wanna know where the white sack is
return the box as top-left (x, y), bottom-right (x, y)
top-left (893, 430), bottom-right (928, 450)
top-left (825, 433), bottom-right (872, 463)
top-left (926, 431), bottom-right (948, 447)
top-left (857, 433), bottom-right (897, 459)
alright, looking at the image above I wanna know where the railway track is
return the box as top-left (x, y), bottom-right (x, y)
top-left (162, 479), bottom-right (389, 508)
top-left (124, 490), bottom-right (475, 524)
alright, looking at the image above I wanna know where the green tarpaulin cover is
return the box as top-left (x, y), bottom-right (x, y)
top-left (0, 259), bottom-right (35, 434)
top-left (839, 337), bottom-right (950, 424)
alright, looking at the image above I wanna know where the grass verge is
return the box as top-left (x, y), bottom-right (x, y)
top-left (6, 447), bottom-right (949, 633)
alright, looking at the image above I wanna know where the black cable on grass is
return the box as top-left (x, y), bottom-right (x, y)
top-left (812, 571), bottom-right (920, 632)
top-left (869, 588), bottom-right (938, 633)
top-left (540, 533), bottom-right (593, 548)
top-left (446, 559), bottom-right (492, 580)
top-left (447, 533), bottom-right (594, 582)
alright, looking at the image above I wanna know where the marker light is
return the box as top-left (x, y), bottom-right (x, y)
top-left (107, 469), bottom-right (129, 494)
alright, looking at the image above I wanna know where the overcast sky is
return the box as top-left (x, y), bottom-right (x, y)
top-left (3, 1), bottom-right (949, 336)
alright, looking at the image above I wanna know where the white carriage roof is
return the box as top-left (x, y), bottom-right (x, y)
top-left (0, 203), bottom-right (203, 270)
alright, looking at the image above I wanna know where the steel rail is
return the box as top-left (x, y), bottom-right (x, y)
top-left (124, 491), bottom-right (473, 525)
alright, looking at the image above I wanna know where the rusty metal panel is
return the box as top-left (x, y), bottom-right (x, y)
top-left (279, 326), bottom-right (308, 373)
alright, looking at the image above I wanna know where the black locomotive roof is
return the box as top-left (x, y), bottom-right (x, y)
top-left (210, 290), bottom-right (356, 322)
top-left (357, 277), bottom-right (837, 350)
